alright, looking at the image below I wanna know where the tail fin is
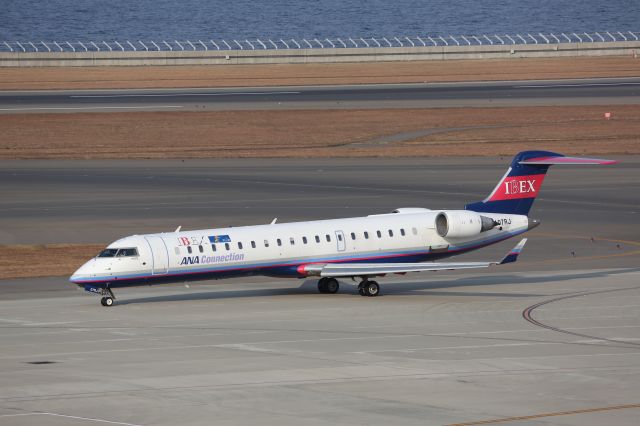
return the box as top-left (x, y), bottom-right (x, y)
top-left (465, 150), bottom-right (617, 216)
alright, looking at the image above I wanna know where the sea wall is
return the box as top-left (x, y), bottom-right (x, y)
top-left (1, 41), bottom-right (638, 67)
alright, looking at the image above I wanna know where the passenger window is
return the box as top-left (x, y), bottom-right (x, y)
top-left (337, 234), bottom-right (343, 241)
top-left (303, 236), bottom-right (308, 244)
top-left (290, 237), bottom-right (295, 245)
top-left (364, 231), bottom-right (369, 239)
top-left (326, 234), bottom-right (331, 242)
top-left (251, 241), bottom-right (256, 248)
top-left (315, 235), bottom-right (320, 243)
top-left (377, 230), bottom-right (382, 238)
top-left (351, 232), bottom-right (356, 240)
top-left (187, 246), bottom-right (192, 254)
top-left (400, 228), bottom-right (406, 236)
top-left (199, 245), bottom-right (204, 253)
top-left (388, 230), bottom-right (393, 237)
top-left (412, 227), bottom-right (418, 235)
top-left (264, 240), bottom-right (269, 247)
top-left (277, 238), bottom-right (282, 246)
top-left (225, 243), bottom-right (230, 251)
top-left (238, 242), bottom-right (243, 250)
top-left (211, 244), bottom-right (217, 252)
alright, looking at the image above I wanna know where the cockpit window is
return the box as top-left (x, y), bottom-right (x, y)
top-left (97, 248), bottom-right (118, 258)
top-left (98, 248), bottom-right (138, 258)
top-left (116, 248), bottom-right (138, 257)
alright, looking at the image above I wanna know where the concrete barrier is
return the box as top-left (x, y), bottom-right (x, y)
top-left (1, 41), bottom-right (638, 67)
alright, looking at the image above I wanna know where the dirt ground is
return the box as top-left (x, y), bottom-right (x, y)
top-left (1, 105), bottom-right (638, 159)
top-left (1, 56), bottom-right (639, 90)
top-left (0, 244), bottom-right (104, 280)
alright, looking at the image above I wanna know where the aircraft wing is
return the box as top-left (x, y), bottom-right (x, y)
top-left (303, 239), bottom-right (527, 278)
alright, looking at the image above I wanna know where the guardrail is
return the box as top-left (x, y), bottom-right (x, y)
top-left (2, 31), bottom-right (638, 53)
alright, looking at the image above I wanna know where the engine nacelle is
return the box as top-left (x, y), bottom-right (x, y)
top-left (435, 210), bottom-right (496, 238)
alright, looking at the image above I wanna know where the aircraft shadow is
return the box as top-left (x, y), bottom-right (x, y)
top-left (115, 268), bottom-right (638, 306)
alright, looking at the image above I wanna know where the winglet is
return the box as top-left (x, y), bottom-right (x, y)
top-left (499, 238), bottom-right (527, 265)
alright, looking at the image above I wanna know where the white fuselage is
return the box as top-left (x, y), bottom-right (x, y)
top-left (70, 209), bottom-right (529, 288)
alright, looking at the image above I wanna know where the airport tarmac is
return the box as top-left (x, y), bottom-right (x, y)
top-left (1, 157), bottom-right (639, 425)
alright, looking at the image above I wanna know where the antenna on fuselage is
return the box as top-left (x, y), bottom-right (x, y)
top-left (270, 218), bottom-right (277, 225)
top-left (174, 226), bottom-right (182, 232)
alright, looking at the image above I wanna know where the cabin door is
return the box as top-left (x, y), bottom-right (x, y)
top-left (145, 236), bottom-right (169, 275)
top-left (335, 230), bottom-right (346, 252)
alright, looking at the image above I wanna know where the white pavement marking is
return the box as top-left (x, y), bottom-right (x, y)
top-left (0, 412), bottom-right (143, 425)
top-left (0, 106), bottom-right (183, 112)
top-left (355, 341), bottom-right (558, 354)
top-left (70, 91), bottom-right (301, 98)
top-left (0, 318), bottom-right (33, 324)
top-left (0, 334), bottom-right (420, 360)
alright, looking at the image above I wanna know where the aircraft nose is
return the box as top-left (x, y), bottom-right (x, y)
top-left (70, 260), bottom-right (94, 284)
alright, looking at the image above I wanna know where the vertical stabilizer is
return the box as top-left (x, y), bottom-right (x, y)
top-left (465, 151), bottom-right (616, 216)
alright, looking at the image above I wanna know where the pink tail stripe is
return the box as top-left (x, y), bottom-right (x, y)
top-left (520, 156), bottom-right (617, 165)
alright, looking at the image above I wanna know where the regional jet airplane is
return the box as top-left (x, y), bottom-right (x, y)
top-left (71, 150), bottom-right (616, 306)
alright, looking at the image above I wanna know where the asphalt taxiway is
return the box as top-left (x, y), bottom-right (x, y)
top-left (1, 157), bottom-right (639, 424)
top-left (2, 77), bottom-right (640, 113)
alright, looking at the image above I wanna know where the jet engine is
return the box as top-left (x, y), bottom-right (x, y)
top-left (435, 210), bottom-right (497, 238)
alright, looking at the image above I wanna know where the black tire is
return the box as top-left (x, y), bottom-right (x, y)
top-left (325, 278), bottom-right (339, 294)
top-left (358, 284), bottom-right (367, 296)
top-left (365, 281), bottom-right (380, 297)
top-left (104, 297), bottom-right (114, 307)
top-left (100, 297), bottom-right (107, 306)
top-left (317, 278), bottom-right (328, 293)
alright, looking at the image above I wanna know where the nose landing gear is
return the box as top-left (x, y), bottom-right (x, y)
top-left (84, 285), bottom-right (116, 307)
top-left (98, 287), bottom-right (116, 307)
top-left (100, 296), bottom-right (114, 307)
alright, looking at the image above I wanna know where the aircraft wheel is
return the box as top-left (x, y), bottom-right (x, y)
top-left (317, 278), bottom-right (328, 293)
top-left (364, 281), bottom-right (380, 297)
top-left (101, 297), bottom-right (114, 307)
top-left (358, 283), bottom-right (367, 296)
top-left (325, 278), bottom-right (339, 294)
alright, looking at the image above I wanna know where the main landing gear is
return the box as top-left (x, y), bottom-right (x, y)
top-left (316, 277), bottom-right (380, 297)
top-left (317, 277), bottom-right (340, 294)
top-left (358, 280), bottom-right (380, 297)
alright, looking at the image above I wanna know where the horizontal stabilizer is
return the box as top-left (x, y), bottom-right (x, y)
top-left (519, 156), bottom-right (617, 165)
